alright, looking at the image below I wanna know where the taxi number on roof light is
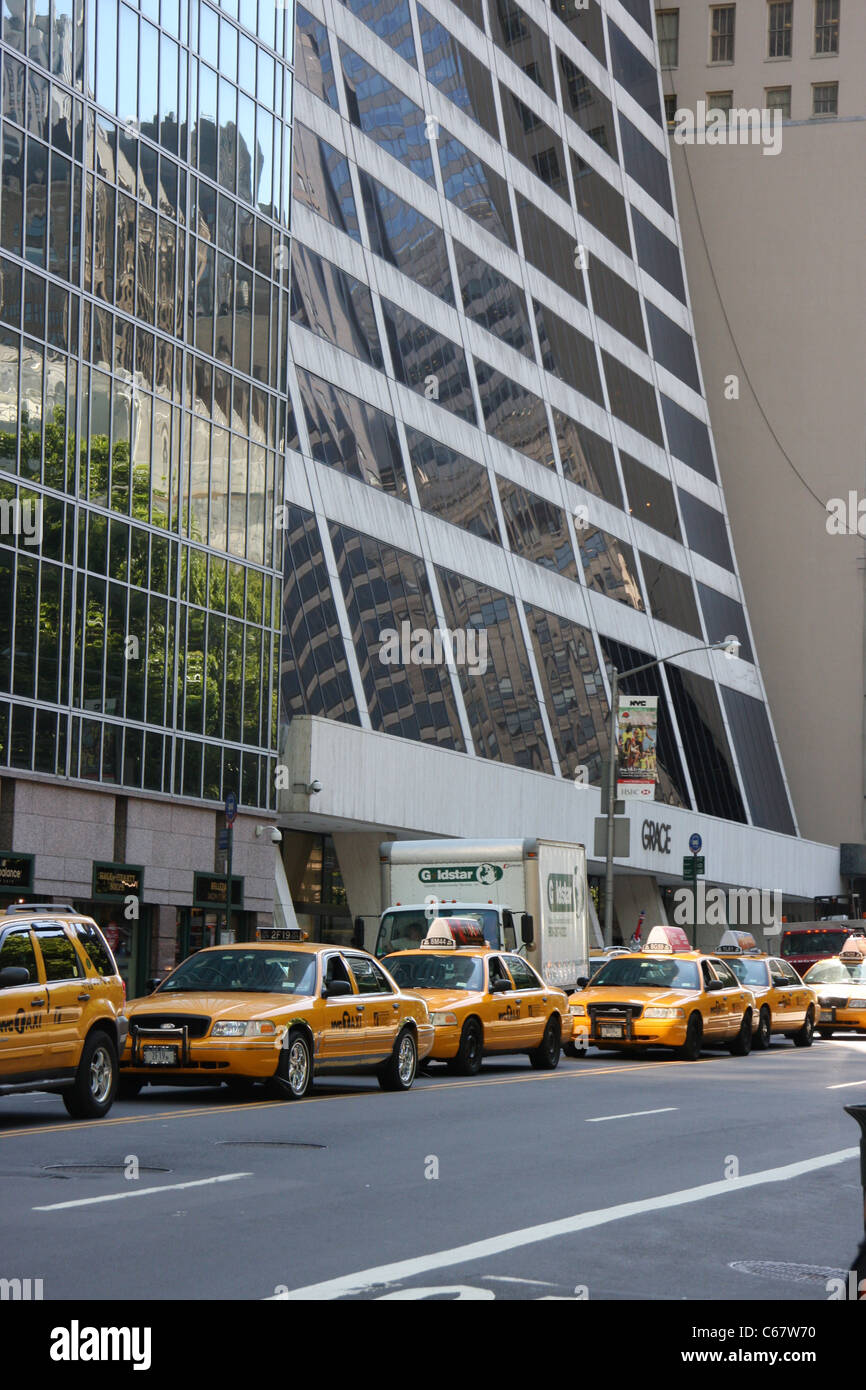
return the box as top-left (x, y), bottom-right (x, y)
top-left (644, 925), bottom-right (692, 953)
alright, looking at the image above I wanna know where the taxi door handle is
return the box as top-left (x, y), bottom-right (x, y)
top-left (30, 997), bottom-right (45, 1007)
top-left (77, 993), bottom-right (91, 1002)
top-left (392, 1001), bottom-right (399, 1008)
top-left (355, 1004), bottom-right (364, 1011)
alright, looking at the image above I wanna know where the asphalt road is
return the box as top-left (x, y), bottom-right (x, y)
top-left (2, 1036), bottom-right (865, 1302)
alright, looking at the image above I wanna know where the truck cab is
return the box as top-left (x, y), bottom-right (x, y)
top-left (374, 903), bottom-right (530, 958)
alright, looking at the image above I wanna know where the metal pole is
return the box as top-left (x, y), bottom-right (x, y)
top-left (604, 666), bottom-right (618, 949)
top-left (226, 824), bottom-right (234, 943)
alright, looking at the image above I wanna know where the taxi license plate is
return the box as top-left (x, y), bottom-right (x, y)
top-left (141, 1045), bottom-right (178, 1065)
top-left (819, 1010), bottom-right (834, 1023)
top-left (600, 1023), bottom-right (625, 1039)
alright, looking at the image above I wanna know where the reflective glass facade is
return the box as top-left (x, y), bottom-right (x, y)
top-left (0, 0), bottom-right (293, 809)
top-left (282, 0), bottom-right (796, 834)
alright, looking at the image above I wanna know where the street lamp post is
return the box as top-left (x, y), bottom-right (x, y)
top-left (602, 637), bottom-right (740, 949)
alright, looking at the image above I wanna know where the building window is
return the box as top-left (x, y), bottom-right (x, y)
top-left (814, 0), bottom-right (840, 55)
top-left (768, 2), bottom-right (793, 57)
top-left (710, 5), bottom-right (736, 62)
top-left (664, 92), bottom-right (678, 126)
top-left (706, 90), bottom-right (734, 116)
top-left (656, 9), bottom-right (679, 68)
top-left (812, 80), bottom-right (838, 114)
top-left (766, 85), bottom-right (792, 116)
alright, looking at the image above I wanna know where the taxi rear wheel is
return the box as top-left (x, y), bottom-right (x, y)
top-left (269, 1029), bottom-right (314, 1101)
top-left (378, 1028), bottom-right (418, 1091)
top-left (448, 1019), bottom-right (483, 1076)
top-left (529, 1015), bottom-right (561, 1070)
top-left (678, 1013), bottom-right (703, 1061)
top-left (791, 1008), bottom-right (814, 1047)
top-left (63, 1030), bottom-right (118, 1119)
top-left (754, 1006), bottom-right (772, 1050)
top-left (729, 1010), bottom-right (753, 1056)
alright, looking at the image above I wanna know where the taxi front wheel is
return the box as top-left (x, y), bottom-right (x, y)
top-left (447, 1019), bottom-right (483, 1076)
top-left (791, 1009), bottom-right (814, 1047)
top-left (378, 1029), bottom-right (417, 1091)
top-left (63, 1031), bottom-right (118, 1119)
top-left (268, 1029), bottom-right (314, 1101)
top-left (678, 1013), bottom-right (703, 1061)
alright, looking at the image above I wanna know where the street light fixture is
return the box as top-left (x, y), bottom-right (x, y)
top-left (602, 636), bottom-right (740, 948)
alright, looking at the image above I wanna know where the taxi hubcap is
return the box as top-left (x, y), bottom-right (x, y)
top-left (89, 1047), bottom-right (113, 1103)
top-left (397, 1035), bottom-right (415, 1083)
top-left (288, 1040), bottom-right (309, 1093)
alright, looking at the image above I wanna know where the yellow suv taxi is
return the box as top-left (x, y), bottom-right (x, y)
top-left (0, 904), bottom-right (127, 1117)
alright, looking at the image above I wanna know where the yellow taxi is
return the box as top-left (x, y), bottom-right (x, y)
top-left (570, 924), bottom-right (757, 1060)
top-left (120, 938), bottom-right (434, 1100)
top-left (0, 903), bottom-right (127, 1117)
top-left (383, 917), bottom-right (574, 1074)
top-left (716, 930), bottom-right (817, 1048)
top-left (803, 936), bottom-right (866, 1039)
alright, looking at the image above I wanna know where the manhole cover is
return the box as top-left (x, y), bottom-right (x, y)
top-left (730, 1260), bottom-right (845, 1285)
top-left (43, 1163), bottom-right (171, 1176)
top-left (216, 1140), bottom-right (326, 1150)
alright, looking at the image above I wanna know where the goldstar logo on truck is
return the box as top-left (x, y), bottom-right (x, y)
top-left (418, 864), bottom-right (504, 885)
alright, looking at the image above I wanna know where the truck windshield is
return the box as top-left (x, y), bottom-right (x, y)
top-left (780, 930), bottom-right (849, 957)
top-left (376, 908), bottom-right (500, 956)
top-left (590, 958), bottom-right (700, 990)
top-left (384, 955), bottom-right (484, 991)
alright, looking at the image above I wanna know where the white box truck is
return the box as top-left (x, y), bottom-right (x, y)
top-left (374, 838), bottom-right (589, 991)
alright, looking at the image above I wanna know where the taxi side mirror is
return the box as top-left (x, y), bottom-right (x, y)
top-left (491, 978), bottom-right (510, 993)
top-left (576, 976), bottom-right (589, 990)
top-left (771, 975), bottom-right (787, 989)
top-left (0, 966), bottom-right (29, 989)
top-left (147, 977), bottom-right (163, 993)
top-left (322, 979), bottom-right (353, 998)
top-left (705, 979), bottom-right (724, 992)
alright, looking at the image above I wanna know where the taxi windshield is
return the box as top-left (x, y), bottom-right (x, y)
top-left (384, 954), bottom-right (484, 992)
top-left (728, 958), bottom-right (769, 988)
top-left (590, 957), bottom-right (700, 990)
top-left (803, 959), bottom-right (866, 985)
top-left (160, 949), bottom-right (318, 995)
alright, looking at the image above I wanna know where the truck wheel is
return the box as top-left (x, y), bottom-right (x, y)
top-left (754, 1006), bottom-right (772, 1049)
top-left (448, 1019), bottom-right (482, 1076)
top-left (729, 1010), bottom-right (753, 1056)
top-left (529, 1015), bottom-right (561, 1070)
top-left (792, 1008), bottom-right (814, 1048)
top-left (378, 1029), bottom-right (418, 1091)
top-left (117, 1078), bottom-right (143, 1100)
top-left (62, 1031), bottom-right (117, 1119)
top-left (678, 1013), bottom-right (703, 1061)
top-left (818, 1028), bottom-right (833, 1040)
top-left (268, 1029), bottom-right (314, 1100)
top-left (563, 1040), bottom-right (586, 1059)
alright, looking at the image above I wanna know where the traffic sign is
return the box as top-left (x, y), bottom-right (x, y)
top-left (688, 832), bottom-right (702, 854)
top-left (225, 791), bottom-right (238, 825)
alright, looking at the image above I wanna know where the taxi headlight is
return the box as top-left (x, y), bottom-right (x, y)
top-left (644, 1007), bottom-right (685, 1020)
top-left (429, 1012), bottom-right (458, 1026)
top-left (211, 1020), bottom-right (277, 1038)
top-left (569, 1004), bottom-right (587, 1017)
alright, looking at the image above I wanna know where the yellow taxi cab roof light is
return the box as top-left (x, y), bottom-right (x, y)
top-left (421, 918), bottom-right (487, 950)
top-left (643, 924), bottom-right (691, 954)
top-left (717, 929), bottom-right (760, 955)
top-left (840, 936), bottom-right (866, 963)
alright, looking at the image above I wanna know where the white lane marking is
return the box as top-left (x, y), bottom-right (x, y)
top-left (585, 1106), bottom-right (677, 1123)
top-left (33, 1172), bottom-right (251, 1211)
top-left (269, 1147), bottom-right (858, 1300)
top-left (826, 1079), bottom-right (866, 1089)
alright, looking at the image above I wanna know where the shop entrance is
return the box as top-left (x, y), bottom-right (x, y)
top-left (72, 900), bottom-right (152, 1000)
top-left (176, 907), bottom-right (253, 965)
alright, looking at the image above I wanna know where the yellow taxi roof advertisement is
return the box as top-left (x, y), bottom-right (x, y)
top-left (644, 925), bottom-right (692, 954)
top-left (421, 918), bottom-right (487, 949)
top-left (717, 929), bottom-right (759, 955)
